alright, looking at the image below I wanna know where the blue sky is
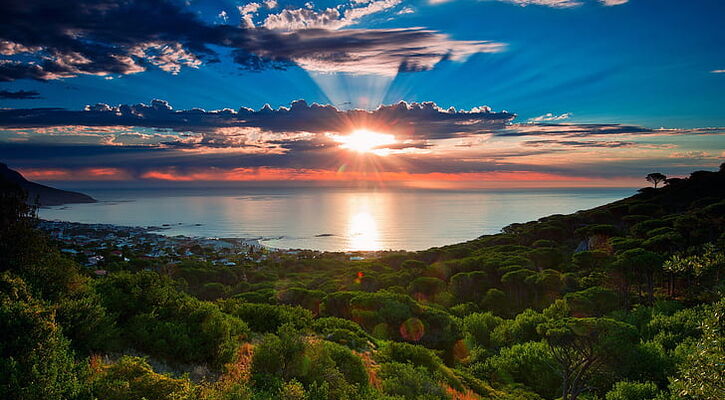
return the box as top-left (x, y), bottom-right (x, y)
top-left (0, 0), bottom-right (723, 187)
top-left (3, 0), bottom-right (724, 126)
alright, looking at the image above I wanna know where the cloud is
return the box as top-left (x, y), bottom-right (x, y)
top-left (523, 139), bottom-right (637, 148)
top-left (500, 0), bottom-right (582, 8)
top-left (237, 28), bottom-right (504, 75)
top-left (668, 151), bottom-right (721, 160)
top-left (431, 0), bottom-right (629, 8)
top-left (0, 0), bottom-right (503, 80)
top-left (598, 0), bottom-right (628, 5)
top-left (262, 8), bottom-right (344, 31)
top-left (217, 11), bottom-right (229, 24)
top-left (0, 99), bottom-right (515, 143)
top-left (497, 123), bottom-right (725, 138)
top-left (2, 98), bottom-right (723, 187)
top-left (528, 112), bottom-right (572, 122)
top-left (0, 89), bottom-right (41, 99)
top-left (239, 2), bottom-right (262, 28)
top-left (261, 0), bottom-right (403, 31)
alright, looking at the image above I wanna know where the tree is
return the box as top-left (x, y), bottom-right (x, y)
top-left (0, 272), bottom-right (87, 400)
top-left (645, 173), bottom-right (667, 188)
top-left (612, 248), bottom-right (664, 306)
top-left (663, 243), bottom-right (724, 298)
top-left (670, 299), bottom-right (724, 399)
top-left (538, 318), bottom-right (638, 400)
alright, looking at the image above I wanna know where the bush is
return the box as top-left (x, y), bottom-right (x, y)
top-left (278, 287), bottom-right (326, 315)
top-left (378, 362), bottom-right (450, 400)
top-left (0, 273), bottom-right (87, 400)
top-left (480, 341), bottom-right (559, 399)
top-left (605, 381), bottom-right (661, 400)
top-left (463, 312), bottom-right (503, 349)
top-left (219, 300), bottom-right (313, 333)
top-left (251, 324), bottom-right (306, 380)
top-left (378, 342), bottom-right (442, 372)
top-left (91, 356), bottom-right (193, 400)
top-left (490, 309), bottom-right (546, 348)
top-left (324, 342), bottom-right (368, 388)
top-left (312, 317), bottom-right (375, 351)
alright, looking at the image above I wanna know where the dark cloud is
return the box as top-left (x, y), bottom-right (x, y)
top-left (0, 0), bottom-right (504, 80)
top-left (498, 123), bottom-right (654, 137)
top-left (0, 89), bottom-right (41, 99)
top-left (1, 97), bottom-right (722, 184)
top-left (499, 123), bottom-right (725, 138)
top-left (6, 137), bottom-right (716, 182)
top-left (0, 99), bottom-right (515, 141)
top-left (522, 139), bottom-right (638, 148)
top-left (0, 141), bottom-right (553, 177)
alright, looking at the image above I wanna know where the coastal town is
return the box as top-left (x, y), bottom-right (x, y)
top-left (37, 220), bottom-right (377, 276)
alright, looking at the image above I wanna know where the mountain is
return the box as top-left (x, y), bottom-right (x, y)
top-left (0, 163), bottom-right (96, 206)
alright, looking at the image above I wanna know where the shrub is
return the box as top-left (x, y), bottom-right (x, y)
top-left (481, 341), bottom-right (559, 399)
top-left (312, 317), bottom-right (375, 351)
top-left (490, 309), bottom-right (546, 348)
top-left (463, 312), bottom-right (503, 349)
top-left (218, 300), bottom-right (313, 333)
top-left (91, 356), bottom-right (193, 400)
top-left (0, 273), bottom-right (87, 400)
top-left (378, 362), bottom-right (450, 400)
top-left (278, 287), bottom-right (326, 315)
top-left (605, 381), bottom-right (661, 400)
top-left (324, 342), bottom-right (368, 388)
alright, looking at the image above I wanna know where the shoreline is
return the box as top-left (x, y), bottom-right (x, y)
top-left (37, 218), bottom-right (389, 258)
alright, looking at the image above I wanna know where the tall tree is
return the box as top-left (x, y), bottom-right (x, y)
top-left (538, 317), bottom-right (637, 400)
top-left (645, 173), bottom-right (667, 188)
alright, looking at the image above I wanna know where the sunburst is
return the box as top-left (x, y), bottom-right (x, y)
top-left (332, 129), bottom-right (397, 154)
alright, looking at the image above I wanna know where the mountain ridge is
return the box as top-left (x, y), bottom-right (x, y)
top-left (0, 162), bottom-right (96, 206)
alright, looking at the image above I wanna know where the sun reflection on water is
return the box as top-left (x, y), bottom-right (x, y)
top-left (346, 193), bottom-right (384, 252)
top-left (347, 211), bottom-right (381, 251)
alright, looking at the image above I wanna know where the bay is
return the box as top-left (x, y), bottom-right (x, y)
top-left (38, 187), bottom-right (636, 251)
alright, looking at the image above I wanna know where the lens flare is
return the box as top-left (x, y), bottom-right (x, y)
top-left (333, 129), bottom-right (396, 154)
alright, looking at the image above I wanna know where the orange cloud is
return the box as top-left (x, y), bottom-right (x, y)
top-left (17, 166), bottom-right (640, 188)
top-left (139, 167), bottom-right (639, 188)
top-left (19, 167), bottom-right (131, 181)
top-left (19, 168), bottom-right (72, 180)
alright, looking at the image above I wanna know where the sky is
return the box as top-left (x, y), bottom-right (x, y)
top-left (0, 0), bottom-right (723, 189)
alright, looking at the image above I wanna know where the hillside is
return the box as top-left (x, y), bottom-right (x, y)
top-left (0, 164), bottom-right (723, 400)
top-left (0, 162), bottom-right (96, 206)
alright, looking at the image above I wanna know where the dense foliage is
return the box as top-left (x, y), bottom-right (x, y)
top-left (1, 165), bottom-right (724, 399)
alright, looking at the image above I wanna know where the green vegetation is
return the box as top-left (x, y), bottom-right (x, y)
top-left (1, 165), bottom-right (724, 399)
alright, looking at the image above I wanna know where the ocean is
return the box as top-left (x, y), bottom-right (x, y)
top-left (38, 187), bottom-right (636, 252)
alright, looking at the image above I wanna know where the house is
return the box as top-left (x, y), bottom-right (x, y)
top-left (86, 255), bottom-right (104, 266)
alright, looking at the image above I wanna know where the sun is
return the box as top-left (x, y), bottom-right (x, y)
top-left (333, 129), bottom-right (396, 154)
